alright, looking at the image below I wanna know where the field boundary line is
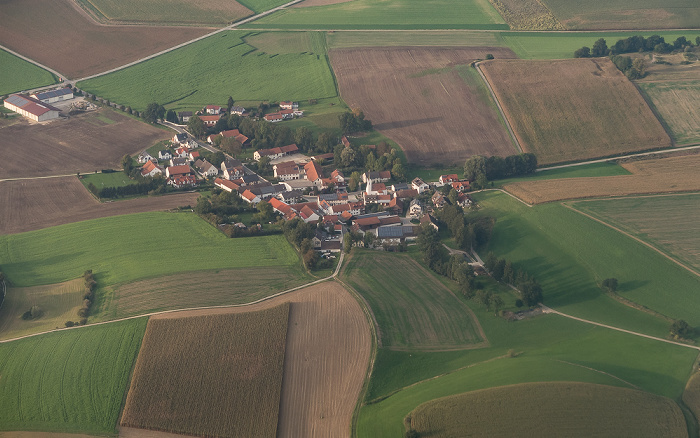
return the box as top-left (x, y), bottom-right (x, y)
top-left (0, 252), bottom-right (344, 344)
top-left (540, 305), bottom-right (700, 351)
top-left (555, 359), bottom-right (641, 389)
top-left (473, 188), bottom-right (533, 207)
top-left (0, 44), bottom-right (67, 82)
top-left (473, 61), bottom-right (522, 153)
top-left (0, 174), bottom-right (79, 183)
top-left (562, 203), bottom-right (700, 279)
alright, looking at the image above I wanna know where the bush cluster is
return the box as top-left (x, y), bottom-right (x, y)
top-left (79, 270), bottom-right (96, 322)
top-left (484, 253), bottom-right (543, 307)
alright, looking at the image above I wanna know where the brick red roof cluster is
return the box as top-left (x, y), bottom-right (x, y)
top-left (304, 161), bottom-right (323, 182)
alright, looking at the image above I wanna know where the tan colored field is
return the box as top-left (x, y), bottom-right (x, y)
top-left (504, 153), bottom-right (700, 204)
top-left (636, 53), bottom-right (700, 83)
top-left (0, 109), bottom-right (169, 180)
top-left (683, 372), bottom-right (700, 426)
top-left (0, 0), bottom-right (209, 79)
top-left (487, 0), bottom-right (564, 30)
top-left (330, 47), bottom-right (518, 165)
top-left (122, 304), bottom-right (290, 437)
top-left (151, 282), bottom-right (372, 438)
top-left (480, 58), bottom-right (672, 165)
top-left (410, 382), bottom-right (688, 437)
top-left (0, 177), bottom-right (198, 235)
top-left (0, 279), bottom-right (84, 341)
top-left (639, 81), bottom-right (700, 145)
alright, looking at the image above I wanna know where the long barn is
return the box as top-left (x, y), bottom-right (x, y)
top-left (4, 94), bottom-right (60, 122)
top-left (31, 87), bottom-right (73, 103)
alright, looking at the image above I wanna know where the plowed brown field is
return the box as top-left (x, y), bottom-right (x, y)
top-left (504, 153), bottom-right (700, 204)
top-left (149, 282), bottom-right (372, 438)
top-left (0, 109), bottom-right (169, 180)
top-left (481, 58), bottom-right (672, 165)
top-left (0, 0), bottom-right (209, 79)
top-left (0, 177), bottom-right (198, 234)
top-left (330, 47), bottom-right (518, 165)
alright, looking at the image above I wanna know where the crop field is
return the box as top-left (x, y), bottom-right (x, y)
top-left (487, 0), bottom-right (564, 30)
top-left (474, 190), bottom-right (700, 328)
top-left (330, 47), bottom-right (517, 165)
top-left (343, 250), bottom-right (485, 350)
top-left (96, 266), bottom-right (311, 320)
top-left (327, 30), bottom-right (506, 48)
top-left (0, 109), bottom-right (169, 180)
top-left (0, 177), bottom-right (199, 235)
top-left (480, 58), bottom-right (671, 165)
top-left (0, 212), bottom-right (299, 288)
top-left (571, 194), bottom-right (700, 274)
top-left (684, 372), bottom-right (700, 425)
top-left (540, 0), bottom-right (700, 30)
top-left (0, 279), bottom-right (84, 341)
top-left (145, 281), bottom-right (371, 438)
top-left (0, 318), bottom-right (147, 433)
top-left (243, 0), bottom-right (509, 30)
top-left (78, 31), bottom-right (337, 113)
top-left (292, 0), bottom-right (353, 8)
top-left (409, 382), bottom-right (687, 437)
top-left (245, 31), bottom-right (322, 54)
top-left (0, 0), bottom-right (208, 79)
top-left (121, 305), bottom-right (289, 437)
top-left (237, 0), bottom-right (290, 13)
top-left (639, 81), bottom-right (700, 145)
top-left (74, 0), bottom-right (252, 26)
top-left (0, 50), bottom-right (57, 96)
top-left (504, 153), bottom-right (700, 204)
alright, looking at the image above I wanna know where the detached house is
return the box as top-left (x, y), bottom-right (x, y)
top-left (199, 115), bottom-right (220, 127)
top-left (194, 159), bottom-right (218, 178)
top-left (432, 191), bottom-right (447, 209)
top-left (173, 133), bottom-right (188, 144)
top-left (215, 178), bottom-right (240, 193)
top-left (178, 111), bottom-right (192, 123)
top-left (439, 174), bottom-right (459, 185)
top-left (241, 189), bottom-right (261, 204)
top-left (279, 101), bottom-right (298, 110)
top-left (304, 161), bottom-right (323, 186)
top-left (363, 171), bottom-right (391, 184)
top-left (412, 177), bottom-right (430, 194)
top-left (166, 165), bottom-right (192, 178)
top-left (254, 144), bottom-right (299, 161)
top-left (137, 151), bottom-right (155, 164)
top-left (158, 150), bottom-right (172, 160)
top-left (141, 161), bottom-right (164, 178)
top-left (205, 105), bottom-right (222, 115)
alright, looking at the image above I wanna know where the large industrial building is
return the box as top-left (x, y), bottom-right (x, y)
top-left (4, 94), bottom-right (61, 122)
top-left (31, 87), bottom-right (73, 103)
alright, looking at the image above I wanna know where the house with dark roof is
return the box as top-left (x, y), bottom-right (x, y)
top-left (278, 190), bottom-right (303, 204)
top-left (363, 171), bottom-right (391, 183)
top-left (241, 189), bottom-right (261, 204)
top-left (194, 159), bottom-right (218, 178)
top-left (31, 88), bottom-right (73, 103)
top-left (230, 106), bottom-right (246, 116)
top-left (173, 133), bottom-right (188, 144)
top-left (420, 213), bottom-right (439, 231)
top-left (178, 111), bottom-right (193, 123)
top-left (158, 150), bottom-right (172, 160)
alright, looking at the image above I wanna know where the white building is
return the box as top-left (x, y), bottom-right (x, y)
top-left (31, 88), bottom-right (73, 103)
top-left (4, 94), bottom-right (60, 122)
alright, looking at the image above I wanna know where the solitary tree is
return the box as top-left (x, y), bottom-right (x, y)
top-left (670, 320), bottom-right (691, 338)
top-left (591, 38), bottom-right (608, 57)
top-left (227, 96), bottom-right (234, 112)
top-left (601, 278), bottom-right (618, 293)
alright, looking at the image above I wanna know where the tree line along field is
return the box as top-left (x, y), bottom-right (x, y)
top-left (570, 194), bottom-right (700, 275)
top-left (504, 153), bottom-right (700, 204)
top-left (343, 250), bottom-right (485, 350)
top-left (0, 0), bottom-right (209, 79)
top-left (329, 47), bottom-right (518, 165)
top-left (0, 212), bottom-right (300, 288)
top-left (480, 58), bottom-right (671, 165)
top-left (409, 382), bottom-right (687, 437)
top-left (243, 0), bottom-right (509, 30)
top-left (0, 50), bottom-right (57, 96)
top-left (473, 190), bottom-right (700, 329)
top-left (121, 305), bottom-right (289, 437)
top-left (0, 318), bottom-right (147, 434)
top-left (78, 30), bottom-right (337, 113)
top-left (0, 177), bottom-right (199, 235)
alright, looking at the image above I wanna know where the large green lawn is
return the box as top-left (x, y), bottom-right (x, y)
top-left (78, 31), bottom-right (337, 113)
top-left (244, 0), bottom-right (509, 30)
top-left (0, 50), bottom-right (57, 96)
top-left (0, 318), bottom-right (147, 434)
top-left (0, 212), bottom-right (300, 288)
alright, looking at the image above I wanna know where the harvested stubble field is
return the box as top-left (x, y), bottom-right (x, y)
top-left (0, 50), bottom-right (57, 96)
top-left (330, 47), bottom-right (517, 165)
top-left (0, 177), bottom-right (198, 235)
top-left (0, 0), bottom-right (209, 79)
top-left (343, 250), bottom-right (485, 350)
top-left (480, 58), bottom-right (671, 165)
top-left (684, 372), bottom-right (700, 426)
top-left (487, 0), bottom-right (564, 30)
top-left (121, 305), bottom-right (289, 437)
top-left (409, 382), bottom-right (688, 437)
top-left (0, 109), bottom-right (169, 180)
top-left (639, 81), bottom-right (700, 145)
top-left (504, 153), bottom-right (700, 204)
top-left (141, 282), bottom-right (371, 438)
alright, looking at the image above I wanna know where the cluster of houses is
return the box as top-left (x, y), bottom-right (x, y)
top-left (263, 102), bottom-right (304, 122)
top-left (176, 101), bottom-right (302, 125)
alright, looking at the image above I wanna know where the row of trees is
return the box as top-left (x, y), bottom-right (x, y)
top-left (65, 270), bottom-right (97, 327)
top-left (463, 153), bottom-right (538, 189)
top-left (436, 203), bottom-right (495, 252)
top-left (193, 190), bottom-right (284, 238)
top-left (484, 253), bottom-right (543, 307)
top-left (87, 176), bottom-right (165, 199)
top-left (575, 35), bottom-right (698, 59)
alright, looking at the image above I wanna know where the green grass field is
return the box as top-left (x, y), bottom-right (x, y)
top-left (78, 31), bottom-right (337, 112)
top-left (244, 0), bottom-right (509, 30)
top-left (0, 212), bottom-right (300, 288)
top-left (494, 162), bottom-right (632, 186)
top-left (327, 30), bottom-right (506, 48)
top-left (639, 81), bottom-right (700, 145)
top-left (0, 279), bottom-right (85, 341)
top-left (343, 251), bottom-right (485, 350)
top-left (501, 31), bottom-right (700, 59)
top-left (78, 172), bottom-right (137, 191)
top-left (409, 382), bottom-right (687, 437)
top-left (474, 191), bottom-right (700, 330)
top-left (0, 50), bottom-right (57, 96)
top-left (571, 194), bottom-right (700, 275)
top-left (0, 318), bottom-right (147, 434)
top-left (237, 0), bottom-right (290, 14)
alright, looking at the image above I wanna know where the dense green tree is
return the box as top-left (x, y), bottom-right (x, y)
top-left (294, 127), bottom-right (314, 151)
top-left (601, 278), bottom-right (618, 293)
top-left (670, 320), bottom-right (692, 338)
top-left (227, 96), bottom-right (234, 112)
top-left (188, 115), bottom-right (206, 138)
top-left (143, 102), bottom-right (165, 124)
top-left (340, 147), bottom-right (357, 167)
top-left (464, 155), bottom-right (487, 182)
top-left (574, 46), bottom-right (591, 58)
top-left (165, 109), bottom-right (178, 123)
top-left (348, 171), bottom-right (362, 192)
top-left (591, 38), bottom-right (608, 57)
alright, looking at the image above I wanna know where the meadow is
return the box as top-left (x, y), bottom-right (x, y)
top-left (474, 191), bottom-right (700, 328)
top-left (571, 194), bottom-right (700, 274)
top-left (243, 0), bottom-right (509, 30)
top-left (78, 31), bottom-right (337, 113)
top-left (0, 318), bottom-right (147, 433)
top-left (409, 382), bottom-right (687, 437)
top-left (237, 0), bottom-right (291, 14)
top-left (684, 372), bottom-right (700, 425)
top-left (326, 30), bottom-right (506, 48)
top-left (494, 161), bottom-right (631, 186)
top-left (343, 251), bottom-right (485, 350)
top-left (0, 50), bottom-right (56, 96)
top-left (79, 171), bottom-right (137, 191)
top-left (0, 212), bottom-right (300, 288)
top-left (639, 81), bottom-right (700, 145)
top-left (121, 305), bottom-right (288, 437)
top-left (481, 58), bottom-right (671, 165)
top-left (0, 279), bottom-right (84, 341)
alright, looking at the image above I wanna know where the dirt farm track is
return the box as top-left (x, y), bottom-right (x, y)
top-left (0, 177), bottom-right (199, 235)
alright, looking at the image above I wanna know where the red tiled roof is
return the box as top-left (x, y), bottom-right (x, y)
top-left (379, 216), bottom-right (401, 226)
top-left (304, 161), bottom-right (323, 182)
top-left (341, 136), bottom-right (351, 147)
top-left (198, 115), bottom-right (220, 122)
top-left (341, 211), bottom-right (353, 220)
top-left (372, 183), bottom-right (386, 192)
top-left (168, 165), bottom-right (191, 176)
top-left (242, 189), bottom-right (258, 201)
top-left (379, 170), bottom-right (391, 179)
top-left (332, 203), bottom-right (352, 213)
top-left (215, 178), bottom-right (239, 191)
top-left (331, 169), bottom-right (344, 179)
top-left (300, 205), bottom-right (317, 219)
top-left (280, 144), bottom-right (298, 153)
top-left (323, 215), bottom-right (340, 224)
top-left (142, 161), bottom-right (157, 173)
top-left (354, 217), bottom-right (380, 226)
top-left (313, 153), bottom-right (334, 161)
top-left (206, 105), bottom-right (221, 110)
